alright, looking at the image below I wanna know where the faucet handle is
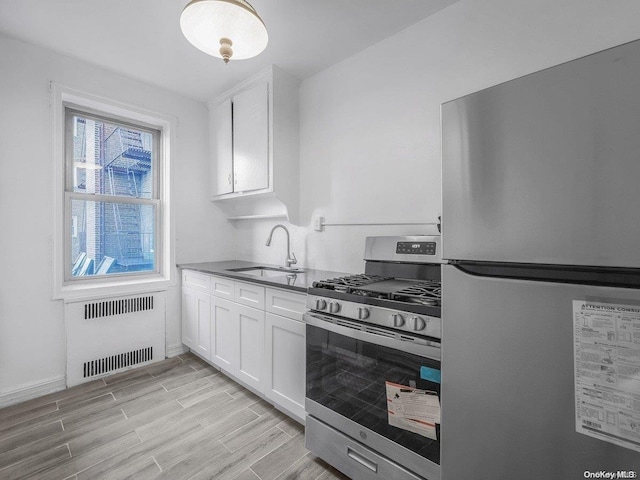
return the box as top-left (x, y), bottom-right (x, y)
top-left (289, 251), bottom-right (297, 266)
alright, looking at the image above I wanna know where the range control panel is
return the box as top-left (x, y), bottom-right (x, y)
top-left (396, 242), bottom-right (437, 255)
top-left (364, 235), bottom-right (443, 264)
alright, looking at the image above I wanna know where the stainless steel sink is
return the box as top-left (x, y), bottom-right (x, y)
top-left (226, 266), bottom-right (305, 277)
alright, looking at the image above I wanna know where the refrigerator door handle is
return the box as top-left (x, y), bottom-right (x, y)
top-left (449, 260), bottom-right (640, 289)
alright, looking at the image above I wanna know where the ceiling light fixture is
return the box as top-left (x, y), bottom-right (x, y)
top-left (180, 0), bottom-right (268, 64)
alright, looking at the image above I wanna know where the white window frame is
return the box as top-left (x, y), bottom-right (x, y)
top-left (52, 84), bottom-right (175, 300)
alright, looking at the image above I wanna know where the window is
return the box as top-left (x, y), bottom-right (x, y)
top-left (64, 108), bottom-right (161, 280)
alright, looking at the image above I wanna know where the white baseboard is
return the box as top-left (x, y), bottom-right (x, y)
top-left (0, 375), bottom-right (66, 409)
top-left (166, 342), bottom-right (188, 358)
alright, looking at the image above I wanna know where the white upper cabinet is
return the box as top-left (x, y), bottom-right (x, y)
top-left (208, 65), bottom-right (301, 223)
top-left (233, 83), bottom-right (269, 193)
top-left (210, 98), bottom-right (233, 196)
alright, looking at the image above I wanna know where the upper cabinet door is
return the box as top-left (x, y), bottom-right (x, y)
top-left (211, 98), bottom-right (233, 196)
top-left (233, 83), bottom-right (269, 193)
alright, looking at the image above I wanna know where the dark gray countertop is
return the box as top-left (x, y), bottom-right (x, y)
top-left (177, 260), bottom-right (349, 293)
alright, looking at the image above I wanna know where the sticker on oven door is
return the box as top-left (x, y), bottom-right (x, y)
top-left (385, 381), bottom-right (440, 440)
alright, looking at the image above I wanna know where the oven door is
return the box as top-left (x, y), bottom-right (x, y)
top-left (304, 311), bottom-right (441, 480)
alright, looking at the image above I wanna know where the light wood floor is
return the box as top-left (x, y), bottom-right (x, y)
top-left (0, 353), bottom-right (350, 480)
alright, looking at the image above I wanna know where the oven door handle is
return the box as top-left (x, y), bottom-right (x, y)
top-left (304, 312), bottom-right (441, 360)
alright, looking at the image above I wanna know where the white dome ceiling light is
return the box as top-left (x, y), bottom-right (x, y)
top-left (180, 0), bottom-right (268, 64)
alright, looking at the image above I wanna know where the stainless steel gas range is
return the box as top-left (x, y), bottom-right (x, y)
top-left (304, 235), bottom-right (443, 480)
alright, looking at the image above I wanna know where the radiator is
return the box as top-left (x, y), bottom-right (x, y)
top-left (65, 291), bottom-right (166, 387)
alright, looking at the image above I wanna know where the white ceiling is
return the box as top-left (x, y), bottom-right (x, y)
top-left (0, 0), bottom-right (460, 102)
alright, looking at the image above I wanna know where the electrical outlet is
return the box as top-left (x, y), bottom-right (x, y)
top-left (313, 216), bottom-right (324, 232)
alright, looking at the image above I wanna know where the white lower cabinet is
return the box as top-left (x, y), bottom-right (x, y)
top-left (265, 312), bottom-right (306, 421)
top-left (182, 270), bottom-right (307, 423)
top-left (210, 297), bottom-right (265, 394)
top-left (181, 286), bottom-right (211, 360)
top-left (210, 296), bottom-right (238, 371)
top-left (236, 304), bottom-right (265, 392)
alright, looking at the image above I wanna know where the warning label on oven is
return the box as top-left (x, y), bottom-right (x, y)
top-left (385, 381), bottom-right (439, 440)
top-left (573, 300), bottom-right (640, 453)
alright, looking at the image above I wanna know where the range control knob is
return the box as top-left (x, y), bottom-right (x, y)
top-left (411, 316), bottom-right (427, 331)
top-left (328, 301), bottom-right (341, 314)
top-left (315, 299), bottom-right (327, 310)
top-left (357, 307), bottom-right (370, 320)
top-left (390, 313), bottom-right (405, 327)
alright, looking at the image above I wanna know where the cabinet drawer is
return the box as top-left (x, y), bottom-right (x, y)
top-left (266, 288), bottom-right (307, 321)
top-left (211, 275), bottom-right (234, 299)
top-left (235, 281), bottom-right (265, 309)
top-left (182, 270), bottom-right (210, 292)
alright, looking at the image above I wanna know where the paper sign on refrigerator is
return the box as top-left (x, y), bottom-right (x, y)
top-left (385, 381), bottom-right (440, 440)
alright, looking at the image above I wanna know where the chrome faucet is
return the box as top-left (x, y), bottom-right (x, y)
top-left (266, 224), bottom-right (297, 268)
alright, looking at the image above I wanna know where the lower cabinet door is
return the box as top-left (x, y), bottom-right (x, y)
top-left (193, 290), bottom-right (211, 360)
top-left (181, 286), bottom-right (197, 350)
top-left (211, 297), bottom-right (239, 373)
top-left (236, 304), bottom-right (265, 393)
top-left (265, 312), bottom-right (306, 422)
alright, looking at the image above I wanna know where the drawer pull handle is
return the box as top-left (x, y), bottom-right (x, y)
top-left (346, 447), bottom-right (378, 473)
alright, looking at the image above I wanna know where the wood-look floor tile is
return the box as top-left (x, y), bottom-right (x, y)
top-left (316, 464), bottom-right (351, 480)
top-left (188, 426), bottom-right (291, 480)
top-left (220, 408), bottom-right (288, 452)
top-left (139, 355), bottom-right (183, 376)
top-left (276, 417), bottom-right (304, 438)
top-left (223, 383), bottom-right (248, 397)
top-left (247, 398), bottom-right (275, 416)
top-left (272, 453), bottom-right (330, 480)
top-left (141, 388), bottom-right (231, 432)
top-left (160, 366), bottom-right (214, 391)
top-left (77, 453), bottom-right (161, 480)
top-left (0, 377), bottom-right (106, 420)
top-left (0, 391), bottom-right (116, 440)
top-left (232, 468), bottom-right (261, 480)
top-left (149, 363), bottom-right (198, 383)
top-left (158, 425), bottom-right (289, 480)
top-left (118, 389), bottom-right (177, 418)
top-left (0, 444), bottom-right (71, 479)
top-left (61, 402), bottom-right (125, 433)
top-left (153, 407), bottom-right (259, 470)
top-left (110, 378), bottom-right (165, 402)
top-left (0, 398), bottom-right (121, 470)
top-left (102, 366), bottom-right (155, 386)
top-left (196, 393), bottom-right (258, 428)
top-left (72, 416), bottom-right (199, 479)
top-left (180, 353), bottom-right (211, 371)
top-left (68, 400), bottom-right (182, 457)
top-left (56, 377), bottom-right (149, 410)
top-left (0, 401), bottom-right (59, 434)
top-left (0, 420), bottom-right (63, 455)
top-left (24, 430), bottom-right (142, 480)
top-left (175, 383), bottom-right (221, 408)
top-left (134, 407), bottom-right (203, 443)
top-left (249, 433), bottom-right (308, 480)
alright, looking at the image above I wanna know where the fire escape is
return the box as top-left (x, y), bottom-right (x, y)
top-left (103, 127), bottom-right (152, 269)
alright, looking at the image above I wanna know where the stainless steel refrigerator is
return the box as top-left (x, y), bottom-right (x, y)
top-left (441, 39), bottom-right (640, 479)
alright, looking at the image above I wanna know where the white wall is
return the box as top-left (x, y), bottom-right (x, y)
top-left (0, 35), bottom-right (235, 400)
top-left (236, 0), bottom-right (640, 274)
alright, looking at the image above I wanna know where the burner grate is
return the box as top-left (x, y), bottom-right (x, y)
top-left (391, 281), bottom-right (441, 306)
top-left (313, 274), bottom-right (392, 293)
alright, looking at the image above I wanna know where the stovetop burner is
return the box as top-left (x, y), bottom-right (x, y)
top-left (313, 274), bottom-right (441, 307)
top-left (312, 274), bottom-right (392, 293)
top-left (392, 280), bottom-right (442, 306)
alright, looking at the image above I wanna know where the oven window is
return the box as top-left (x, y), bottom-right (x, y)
top-left (306, 324), bottom-right (441, 465)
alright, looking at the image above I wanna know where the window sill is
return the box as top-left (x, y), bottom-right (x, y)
top-left (54, 274), bottom-right (175, 302)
